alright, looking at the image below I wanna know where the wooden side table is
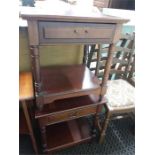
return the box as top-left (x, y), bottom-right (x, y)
top-left (21, 8), bottom-right (129, 110)
top-left (19, 72), bottom-right (38, 154)
top-left (20, 5), bottom-right (129, 154)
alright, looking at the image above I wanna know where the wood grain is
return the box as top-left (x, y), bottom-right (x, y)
top-left (19, 72), bottom-right (34, 101)
top-left (40, 64), bottom-right (101, 104)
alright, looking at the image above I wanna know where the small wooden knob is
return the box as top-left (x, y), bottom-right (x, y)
top-left (74, 29), bottom-right (77, 33)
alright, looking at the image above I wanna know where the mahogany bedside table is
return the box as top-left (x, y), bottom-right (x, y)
top-left (20, 4), bottom-right (129, 153)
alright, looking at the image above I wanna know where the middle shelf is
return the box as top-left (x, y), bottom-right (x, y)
top-left (39, 64), bottom-right (101, 104)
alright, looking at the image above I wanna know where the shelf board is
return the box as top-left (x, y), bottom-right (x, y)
top-left (19, 109), bottom-right (29, 135)
top-left (45, 118), bottom-right (93, 153)
top-left (40, 64), bottom-right (101, 103)
top-left (35, 95), bottom-right (105, 118)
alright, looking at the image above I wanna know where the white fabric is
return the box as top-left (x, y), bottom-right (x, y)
top-left (105, 79), bottom-right (134, 107)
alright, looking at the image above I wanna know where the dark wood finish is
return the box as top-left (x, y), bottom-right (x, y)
top-left (44, 118), bottom-right (93, 153)
top-left (21, 7), bottom-right (128, 109)
top-left (30, 46), bottom-right (43, 109)
top-left (83, 45), bottom-right (89, 64)
top-left (36, 95), bottom-right (102, 118)
top-left (39, 65), bottom-right (101, 104)
top-left (36, 95), bottom-right (105, 153)
top-left (40, 126), bottom-right (47, 150)
top-left (19, 108), bottom-right (29, 134)
top-left (39, 106), bottom-right (97, 126)
top-left (35, 95), bottom-right (105, 126)
top-left (94, 102), bottom-right (106, 131)
top-left (20, 6), bottom-right (128, 152)
top-left (27, 20), bottom-right (39, 46)
top-left (87, 45), bottom-right (96, 68)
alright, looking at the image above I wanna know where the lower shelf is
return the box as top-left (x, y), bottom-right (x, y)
top-left (44, 118), bottom-right (94, 153)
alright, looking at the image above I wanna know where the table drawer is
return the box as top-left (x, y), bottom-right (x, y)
top-left (38, 22), bottom-right (116, 44)
top-left (39, 105), bottom-right (97, 125)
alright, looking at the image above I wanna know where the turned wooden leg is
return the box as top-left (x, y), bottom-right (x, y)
top-left (94, 104), bottom-right (103, 132)
top-left (95, 44), bottom-right (101, 76)
top-left (21, 100), bottom-right (38, 154)
top-left (40, 125), bottom-right (47, 152)
top-left (30, 46), bottom-right (43, 110)
top-left (87, 45), bottom-right (96, 68)
top-left (100, 44), bottom-right (115, 98)
top-left (91, 114), bottom-right (99, 136)
top-left (83, 45), bottom-right (88, 64)
top-left (94, 113), bottom-right (101, 131)
top-left (99, 106), bottom-right (111, 144)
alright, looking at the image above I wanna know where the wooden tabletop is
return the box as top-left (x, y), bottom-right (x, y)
top-left (20, 2), bottom-right (129, 24)
top-left (19, 72), bottom-right (34, 101)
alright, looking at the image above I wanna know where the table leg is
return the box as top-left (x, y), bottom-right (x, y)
top-left (21, 100), bottom-right (38, 154)
top-left (99, 105), bottom-right (111, 144)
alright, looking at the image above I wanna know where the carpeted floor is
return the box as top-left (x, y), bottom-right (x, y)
top-left (19, 116), bottom-right (135, 155)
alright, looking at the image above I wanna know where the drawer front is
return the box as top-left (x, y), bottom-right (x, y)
top-left (38, 22), bottom-right (116, 44)
top-left (40, 105), bottom-right (97, 125)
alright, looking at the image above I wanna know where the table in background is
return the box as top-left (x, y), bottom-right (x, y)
top-left (19, 72), bottom-right (38, 154)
